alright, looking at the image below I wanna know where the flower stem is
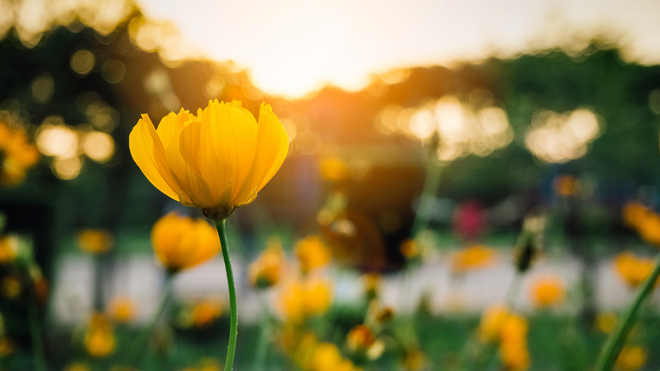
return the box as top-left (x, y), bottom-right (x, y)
top-left (594, 252), bottom-right (660, 371)
top-left (124, 272), bottom-right (174, 366)
top-left (27, 283), bottom-right (46, 371)
top-left (215, 219), bottom-right (238, 371)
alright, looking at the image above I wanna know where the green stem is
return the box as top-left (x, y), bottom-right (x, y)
top-left (216, 219), bottom-right (238, 371)
top-left (124, 273), bottom-right (174, 366)
top-left (27, 281), bottom-right (46, 371)
top-left (411, 159), bottom-right (442, 238)
top-left (593, 252), bottom-right (660, 371)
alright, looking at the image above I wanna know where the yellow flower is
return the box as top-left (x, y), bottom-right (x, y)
top-left (84, 313), bottom-right (116, 358)
top-left (0, 337), bottom-right (15, 357)
top-left (362, 273), bottom-right (380, 299)
top-left (596, 312), bottom-right (618, 334)
top-left (310, 343), bottom-right (343, 371)
top-left (615, 346), bottom-right (647, 371)
top-left (401, 347), bottom-right (427, 371)
top-left (399, 239), bottom-right (420, 259)
top-left (129, 100), bottom-right (289, 219)
top-left (622, 202), bottom-right (660, 246)
top-left (530, 276), bottom-right (565, 308)
top-left (107, 297), bottom-right (137, 323)
top-left (346, 324), bottom-right (384, 360)
top-left (554, 175), bottom-right (579, 197)
top-left (295, 235), bottom-right (332, 274)
top-left (614, 252), bottom-right (655, 288)
top-left (1, 276), bottom-right (22, 300)
top-left (500, 340), bottom-right (530, 371)
top-left (0, 121), bottom-right (39, 187)
top-left (0, 237), bottom-right (17, 264)
top-left (278, 278), bottom-right (333, 322)
top-left (151, 212), bottom-right (221, 272)
top-left (451, 244), bottom-right (496, 273)
top-left (77, 229), bottom-right (114, 254)
top-left (248, 237), bottom-right (286, 289)
top-left (478, 305), bottom-right (511, 342)
top-left (319, 158), bottom-right (350, 182)
top-left (191, 299), bottom-right (223, 327)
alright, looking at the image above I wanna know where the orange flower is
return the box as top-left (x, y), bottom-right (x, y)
top-left (278, 278), bottom-right (333, 322)
top-left (151, 212), bottom-right (220, 272)
top-left (451, 244), bottom-right (496, 273)
top-left (346, 324), bottom-right (384, 360)
top-left (596, 312), bottom-right (618, 334)
top-left (295, 235), bottom-right (331, 274)
top-left (614, 252), bottom-right (655, 288)
top-left (77, 229), bottom-right (113, 254)
top-left (191, 299), bottom-right (223, 327)
top-left (248, 238), bottom-right (286, 289)
top-left (399, 239), bottom-right (419, 259)
top-left (554, 175), bottom-right (579, 197)
top-left (622, 202), bottom-right (660, 246)
top-left (0, 121), bottom-right (39, 187)
top-left (530, 276), bottom-right (565, 308)
top-left (107, 297), bottom-right (137, 323)
top-left (615, 346), bottom-right (647, 371)
top-left (84, 314), bottom-right (116, 358)
top-left (478, 305), bottom-right (511, 343)
top-left (129, 100), bottom-right (288, 220)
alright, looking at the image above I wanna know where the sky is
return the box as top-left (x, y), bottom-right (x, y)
top-left (136, 0), bottom-right (660, 98)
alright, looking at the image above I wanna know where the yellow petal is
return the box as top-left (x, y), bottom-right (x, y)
top-left (156, 108), bottom-right (193, 150)
top-left (129, 115), bottom-right (182, 202)
top-left (232, 103), bottom-right (289, 205)
top-left (199, 100), bottom-right (257, 203)
top-left (165, 122), bottom-right (217, 208)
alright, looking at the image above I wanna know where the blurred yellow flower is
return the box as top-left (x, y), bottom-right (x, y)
top-left (363, 273), bottom-right (380, 299)
top-left (554, 175), bottom-right (579, 197)
top-left (129, 100), bottom-right (289, 220)
top-left (451, 244), bottom-right (496, 273)
top-left (530, 276), bottom-right (565, 308)
top-left (478, 305), bottom-right (511, 342)
top-left (151, 212), bottom-right (220, 273)
top-left (77, 229), bottom-right (113, 254)
top-left (278, 278), bottom-right (333, 322)
top-left (295, 235), bottom-right (332, 274)
top-left (0, 122), bottom-right (39, 187)
top-left (596, 312), bottom-right (618, 334)
top-left (0, 237), bottom-right (17, 264)
top-left (0, 337), bottom-right (15, 357)
top-left (320, 157), bottom-right (350, 182)
top-left (400, 239), bottom-right (420, 259)
top-left (401, 347), bottom-right (427, 371)
top-left (107, 297), bottom-right (137, 323)
top-left (500, 339), bottom-right (530, 371)
top-left (191, 299), bottom-right (223, 328)
top-left (248, 238), bottom-right (286, 289)
top-left (622, 202), bottom-right (660, 246)
top-left (615, 346), bottom-right (647, 371)
top-left (614, 252), bottom-right (655, 288)
top-left (1, 276), bottom-right (21, 300)
top-left (499, 314), bottom-right (530, 371)
top-left (346, 324), bottom-right (384, 360)
top-left (84, 313), bottom-right (116, 358)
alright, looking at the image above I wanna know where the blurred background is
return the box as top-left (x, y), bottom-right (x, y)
top-left (1, 0), bottom-right (660, 370)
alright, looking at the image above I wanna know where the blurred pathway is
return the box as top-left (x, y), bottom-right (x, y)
top-left (50, 253), bottom-right (655, 324)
